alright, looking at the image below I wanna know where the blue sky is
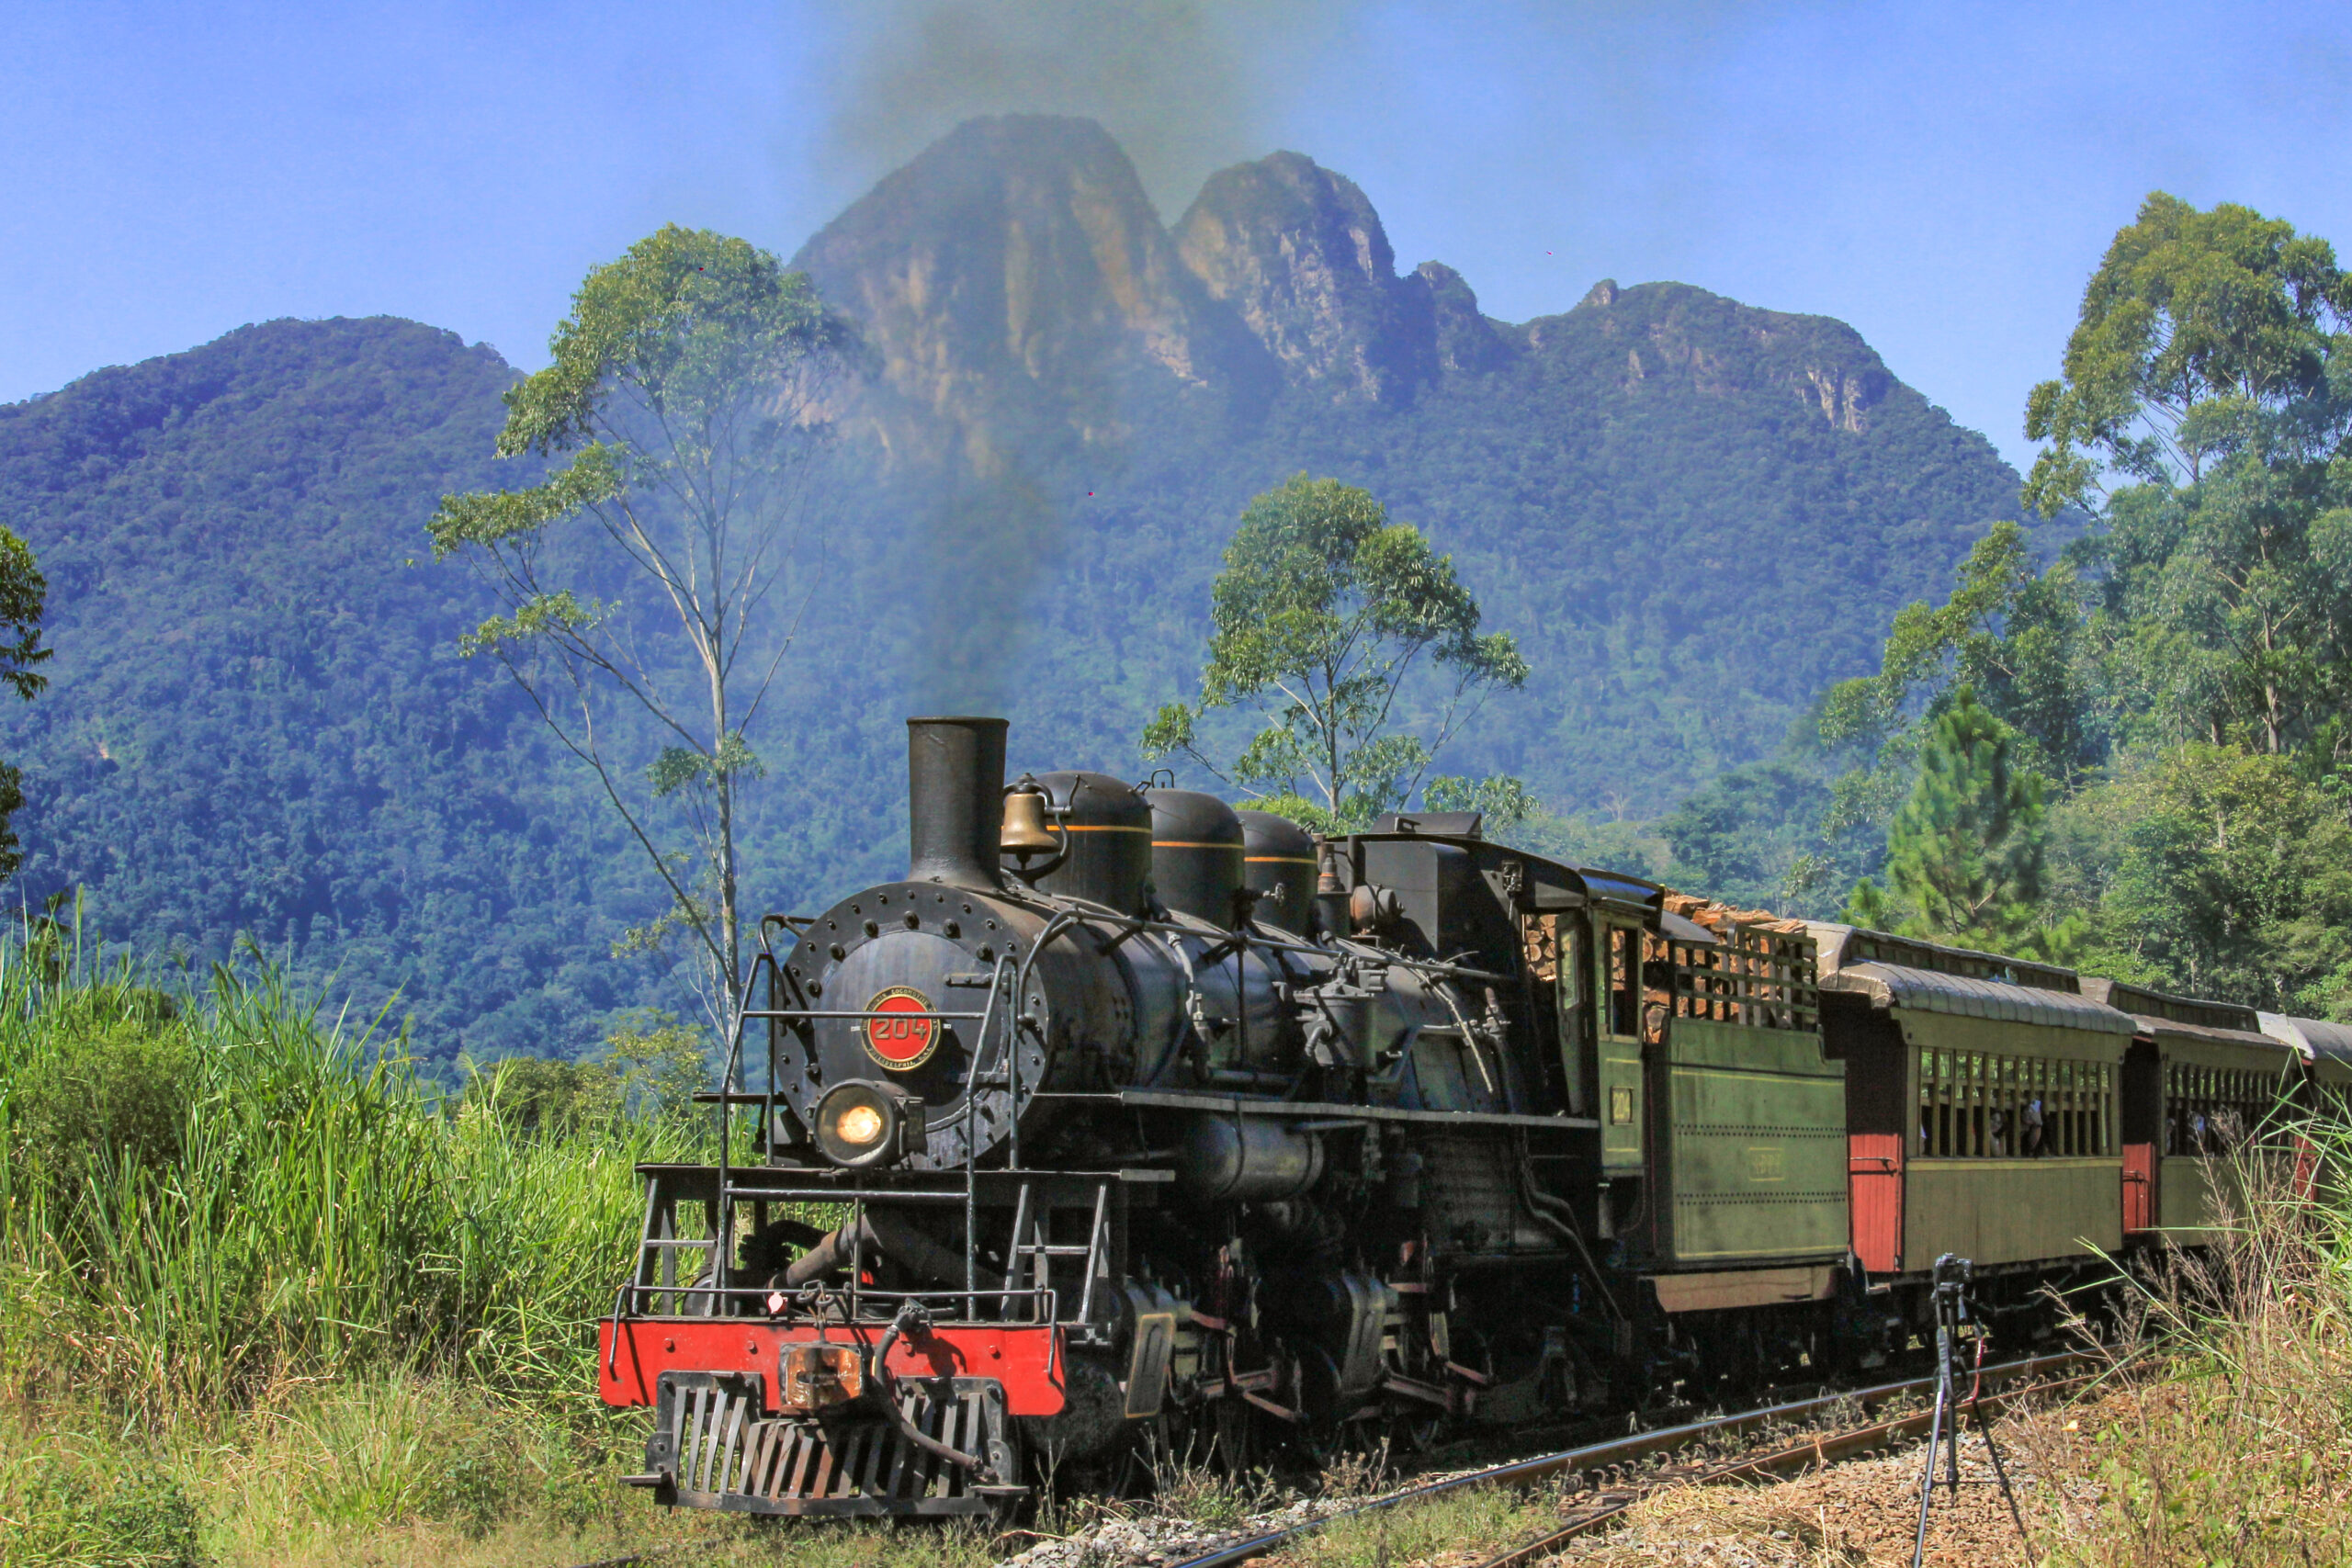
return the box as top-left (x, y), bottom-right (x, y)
top-left (4, 1), bottom-right (2346, 472)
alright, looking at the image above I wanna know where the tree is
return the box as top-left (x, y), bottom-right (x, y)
top-left (601, 1010), bottom-right (715, 1122)
top-left (1142, 475), bottom-right (1529, 831)
top-left (460, 1010), bottom-right (712, 1135)
top-left (428, 226), bottom-right (850, 1032)
top-left (1817, 522), bottom-right (2103, 784)
top-left (1802, 522), bottom-right (2101, 917)
top-left (2048, 744), bottom-right (2352, 1010)
top-left (2025, 191), bottom-right (2352, 512)
top-left (1657, 761), bottom-right (1835, 913)
top-left (0, 525), bottom-right (49, 880)
top-left (2096, 457), bottom-right (2352, 756)
top-left (1423, 773), bottom-right (1537, 836)
top-left (2022, 192), bottom-right (2352, 758)
top-left (1843, 691), bottom-right (2071, 957)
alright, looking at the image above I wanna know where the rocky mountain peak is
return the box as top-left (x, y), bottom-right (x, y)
top-left (1412, 262), bottom-right (1515, 375)
top-left (792, 115), bottom-right (1268, 468)
top-left (1532, 281), bottom-right (1895, 432)
top-left (789, 118), bottom-right (1900, 463)
top-left (1173, 151), bottom-right (1446, 402)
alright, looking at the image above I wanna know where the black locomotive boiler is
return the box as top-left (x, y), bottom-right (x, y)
top-left (596, 715), bottom-right (2351, 1517)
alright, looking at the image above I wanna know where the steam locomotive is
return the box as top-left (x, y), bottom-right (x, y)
top-left (595, 716), bottom-right (2352, 1517)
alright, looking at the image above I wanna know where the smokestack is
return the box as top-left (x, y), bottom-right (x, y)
top-left (907, 716), bottom-right (1009, 889)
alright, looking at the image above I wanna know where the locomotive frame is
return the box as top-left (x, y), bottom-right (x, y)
top-left (596, 715), bottom-right (2352, 1519)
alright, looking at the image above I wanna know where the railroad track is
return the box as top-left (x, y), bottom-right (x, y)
top-left (1167, 1349), bottom-right (2098, 1568)
top-left (566, 1351), bottom-right (2098, 1568)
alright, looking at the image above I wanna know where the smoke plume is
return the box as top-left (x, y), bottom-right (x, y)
top-left (821, 0), bottom-right (1334, 216)
top-left (811, 3), bottom-right (1363, 716)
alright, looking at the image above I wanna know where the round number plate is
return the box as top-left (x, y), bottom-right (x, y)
top-left (860, 986), bottom-right (938, 1070)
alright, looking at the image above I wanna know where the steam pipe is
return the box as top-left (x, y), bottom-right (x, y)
top-left (907, 716), bottom-right (1008, 890)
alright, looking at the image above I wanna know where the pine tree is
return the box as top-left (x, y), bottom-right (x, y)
top-left (1845, 689), bottom-right (2073, 957)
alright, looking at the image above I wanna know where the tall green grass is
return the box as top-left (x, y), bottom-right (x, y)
top-left (2035, 1111), bottom-right (2352, 1565)
top-left (0, 921), bottom-right (697, 1419)
top-left (0, 913), bottom-right (755, 1564)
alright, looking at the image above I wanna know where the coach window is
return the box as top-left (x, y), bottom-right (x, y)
top-left (2165, 1063), bottom-right (2272, 1156)
top-left (1604, 922), bottom-right (1641, 1040)
top-left (1917, 1047), bottom-right (2113, 1159)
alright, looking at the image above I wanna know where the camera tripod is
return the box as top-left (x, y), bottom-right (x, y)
top-left (1911, 1253), bottom-right (2030, 1568)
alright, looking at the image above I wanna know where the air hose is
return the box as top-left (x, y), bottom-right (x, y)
top-left (872, 1300), bottom-right (998, 1483)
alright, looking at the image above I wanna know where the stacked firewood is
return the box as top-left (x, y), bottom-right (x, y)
top-left (1659, 890), bottom-right (1811, 939)
top-left (1650, 893), bottom-right (1817, 1033)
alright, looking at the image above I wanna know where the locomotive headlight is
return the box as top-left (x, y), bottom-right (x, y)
top-left (814, 1079), bottom-right (926, 1169)
top-left (778, 1342), bottom-right (865, 1416)
top-left (836, 1103), bottom-right (886, 1147)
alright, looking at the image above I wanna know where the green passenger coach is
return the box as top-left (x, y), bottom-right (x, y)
top-left (2091, 979), bottom-right (2298, 1246)
top-left (1809, 925), bottom-right (2135, 1278)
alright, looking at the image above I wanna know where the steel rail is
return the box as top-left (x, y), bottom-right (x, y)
top-left (1164, 1350), bottom-right (2097, 1568)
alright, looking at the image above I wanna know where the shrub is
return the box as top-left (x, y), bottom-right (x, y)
top-left (10, 1007), bottom-right (196, 1185)
top-left (2, 1463), bottom-right (206, 1568)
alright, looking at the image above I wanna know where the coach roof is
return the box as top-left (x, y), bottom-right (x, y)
top-left (1806, 922), bottom-right (2138, 1036)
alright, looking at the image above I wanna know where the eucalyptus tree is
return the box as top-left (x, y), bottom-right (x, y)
top-left (429, 226), bottom-right (850, 1030)
top-left (1143, 474), bottom-right (1528, 831)
top-left (2026, 192), bottom-right (2352, 510)
top-left (2027, 192), bottom-right (2352, 756)
top-left (1817, 521), bottom-right (2104, 784)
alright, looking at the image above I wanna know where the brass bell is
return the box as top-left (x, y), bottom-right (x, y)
top-left (1313, 843), bottom-right (1350, 938)
top-left (1001, 778), bottom-right (1059, 859)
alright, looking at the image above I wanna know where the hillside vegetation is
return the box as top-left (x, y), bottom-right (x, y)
top-left (794, 117), bottom-right (2039, 805)
top-left (0, 118), bottom-right (2038, 1058)
top-left (0, 319), bottom-right (673, 1065)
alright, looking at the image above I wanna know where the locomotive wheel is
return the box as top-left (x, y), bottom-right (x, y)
top-left (1107, 1413), bottom-right (1177, 1498)
top-left (1388, 1412), bottom-right (1444, 1456)
top-left (1305, 1416), bottom-right (1394, 1479)
top-left (684, 1258), bottom-right (720, 1317)
top-left (1211, 1394), bottom-right (1257, 1474)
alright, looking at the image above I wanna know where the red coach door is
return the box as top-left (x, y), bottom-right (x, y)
top-left (1849, 1134), bottom-right (1903, 1274)
top-left (2122, 1143), bottom-right (2155, 1234)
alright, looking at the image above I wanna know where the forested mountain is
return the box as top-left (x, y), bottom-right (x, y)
top-left (794, 116), bottom-right (2036, 801)
top-left (0, 117), bottom-right (2040, 1063)
top-left (0, 319), bottom-right (667, 1060)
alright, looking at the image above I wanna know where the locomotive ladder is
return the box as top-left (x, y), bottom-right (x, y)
top-left (998, 1178), bottom-right (1113, 1326)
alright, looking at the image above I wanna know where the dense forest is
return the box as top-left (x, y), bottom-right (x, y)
top-left (1665, 194), bottom-right (2352, 1020)
top-left (0, 119), bottom-right (2049, 1066)
top-left (0, 320), bottom-right (671, 1062)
